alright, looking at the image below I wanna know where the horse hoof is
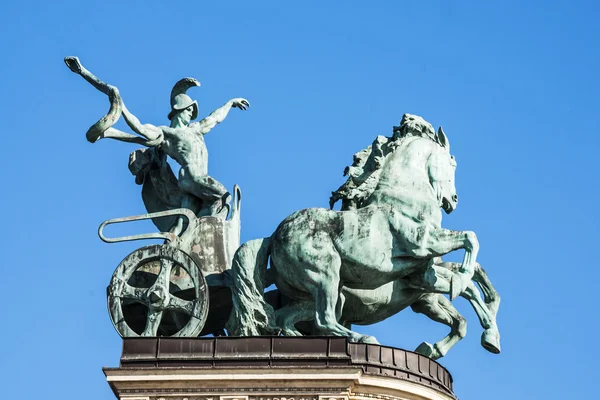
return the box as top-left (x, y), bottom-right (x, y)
top-left (281, 329), bottom-right (302, 337)
top-left (481, 329), bottom-right (501, 354)
top-left (357, 335), bottom-right (379, 344)
top-left (415, 341), bottom-right (441, 360)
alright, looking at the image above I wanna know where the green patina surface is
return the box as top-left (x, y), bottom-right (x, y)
top-left (66, 57), bottom-right (500, 359)
top-left (227, 114), bottom-right (501, 359)
top-left (65, 56), bottom-right (249, 231)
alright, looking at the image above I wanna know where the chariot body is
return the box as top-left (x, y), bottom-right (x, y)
top-left (101, 186), bottom-right (241, 337)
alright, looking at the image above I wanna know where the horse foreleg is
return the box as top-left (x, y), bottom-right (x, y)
top-left (463, 283), bottom-right (501, 354)
top-left (417, 228), bottom-right (479, 300)
top-left (473, 263), bottom-right (501, 319)
top-left (439, 262), bottom-right (501, 354)
top-left (411, 293), bottom-right (466, 360)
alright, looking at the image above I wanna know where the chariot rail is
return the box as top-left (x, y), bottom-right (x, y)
top-left (98, 208), bottom-right (197, 244)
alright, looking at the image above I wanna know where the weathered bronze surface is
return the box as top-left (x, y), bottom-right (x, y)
top-left (228, 115), bottom-right (501, 359)
top-left (66, 57), bottom-right (500, 361)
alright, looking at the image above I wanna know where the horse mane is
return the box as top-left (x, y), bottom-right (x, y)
top-left (330, 114), bottom-right (441, 210)
top-left (393, 113), bottom-right (437, 142)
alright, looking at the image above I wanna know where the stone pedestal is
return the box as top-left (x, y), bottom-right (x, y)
top-left (104, 337), bottom-right (455, 400)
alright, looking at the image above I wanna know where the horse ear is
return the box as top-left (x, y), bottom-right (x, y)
top-left (437, 126), bottom-right (450, 152)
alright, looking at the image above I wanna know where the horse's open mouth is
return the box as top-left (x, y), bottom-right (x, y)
top-left (442, 198), bottom-right (455, 214)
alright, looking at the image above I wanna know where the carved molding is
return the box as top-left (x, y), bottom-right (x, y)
top-left (250, 396), bottom-right (320, 400)
top-left (147, 396), bottom-right (344, 400)
top-left (351, 393), bottom-right (404, 400)
top-left (145, 395), bottom-right (421, 400)
top-left (124, 388), bottom-right (348, 395)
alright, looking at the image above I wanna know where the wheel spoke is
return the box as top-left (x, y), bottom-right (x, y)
top-left (149, 258), bottom-right (173, 294)
top-left (167, 296), bottom-right (195, 316)
top-left (121, 282), bottom-right (147, 302)
top-left (142, 308), bottom-right (163, 336)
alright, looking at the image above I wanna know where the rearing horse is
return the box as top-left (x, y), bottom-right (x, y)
top-left (228, 122), bottom-right (479, 343)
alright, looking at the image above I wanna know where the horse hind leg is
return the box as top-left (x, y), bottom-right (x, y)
top-left (411, 293), bottom-right (466, 360)
top-left (275, 292), bottom-right (348, 337)
top-left (310, 252), bottom-right (378, 344)
top-left (275, 300), bottom-right (314, 336)
top-left (272, 229), bottom-right (375, 343)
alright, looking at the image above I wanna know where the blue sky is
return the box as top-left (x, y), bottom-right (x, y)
top-left (1, 1), bottom-right (598, 399)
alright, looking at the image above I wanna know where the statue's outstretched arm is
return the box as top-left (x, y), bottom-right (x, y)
top-left (65, 56), bottom-right (112, 96)
top-left (98, 127), bottom-right (157, 145)
top-left (120, 104), bottom-right (163, 146)
top-left (191, 98), bottom-right (250, 135)
top-left (65, 56), bottom-right (162, 146)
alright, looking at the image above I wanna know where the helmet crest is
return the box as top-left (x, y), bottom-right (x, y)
top-left (168, 77), bottom-right (200, 121)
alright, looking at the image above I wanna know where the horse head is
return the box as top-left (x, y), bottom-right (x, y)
top-left (428, 126), bottom-right (458, 214)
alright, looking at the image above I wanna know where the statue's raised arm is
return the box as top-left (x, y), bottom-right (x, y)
top-left (190, 97), bottom-right (250, 136)
top-left (64, 56), bottom-right (163, 146)
top-left (65, 56), bottom-right (251, 226)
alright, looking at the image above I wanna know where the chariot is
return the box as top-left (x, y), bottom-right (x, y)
top-left (100, 186), bottom-right (242, 337)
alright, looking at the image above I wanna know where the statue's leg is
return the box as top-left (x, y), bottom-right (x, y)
top-left (439, 262), bottom-right (500, 353)
top-left (412, 293), bottom-right (466, 360)
top-left (472, 263), bottom-right (501, 319)
top-left (462, 282), bottom-right (501, 354)
top-left (275, 295), bottom-right (345, 336)
top-left (311, 252), bottom-right (377, 343)
top-left (170, 194), bottom-right (202, 236)
top-left (179, 173), bottom-right (229, 218)
top-left (275, 300), bottom-right (314, 336)
top-left (269, 209), bottom-right (379, 343)
top-left (415, 261), bottom-right (501, 354)
top-left (410, 227), bottom-right (479, 300)
top-left (271, 231), bottom-right (377, 344)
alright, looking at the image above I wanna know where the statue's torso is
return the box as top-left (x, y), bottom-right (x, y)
top-left (161, 126), bottom-right (208, 176)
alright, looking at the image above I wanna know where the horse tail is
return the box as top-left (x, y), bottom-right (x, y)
top-left (472, 263), bottom-right (501, 319)
top-left (226, 237), bottom-right (279, 336)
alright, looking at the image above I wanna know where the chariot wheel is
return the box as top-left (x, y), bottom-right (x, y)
top-left (107, 244), bottom-right (209, 337)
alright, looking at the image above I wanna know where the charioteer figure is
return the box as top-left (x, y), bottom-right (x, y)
top-left (64, 56), bottom-right (249, 234)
